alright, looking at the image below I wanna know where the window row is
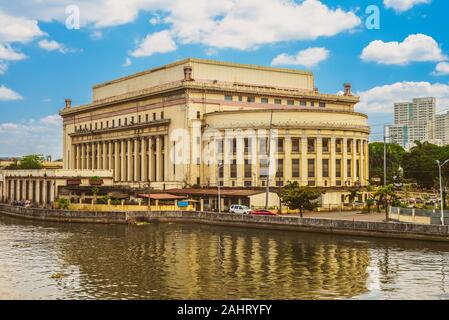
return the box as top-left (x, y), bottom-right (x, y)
top-left (224, 95), bottom-right (326, 108)
top-left (75, 111), bottom-right (165, 132)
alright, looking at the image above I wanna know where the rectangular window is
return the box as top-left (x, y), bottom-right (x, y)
top-left (308, 159), bottom-right (315, 178)
top-left (118, 119), bottom-right (121, 126)
top-left (153, 113), bottom-right (156, 121)
top-left (219, 165), bottom-right (224, 178)
top-left (276, 159), bottom-right (284, 177)
top-left (292, 138), bottom-right (300, 153)
top-left (161, 111), bottom-right (164, 119)
top-left (319, 102), bottom-right (326, 108)
top-left (300, 101), bottom-right (307, 106)
top-left (347, 140), bottom-right (352, 153)
top-left (336, 139), bottom-right (342, 153)
top-left (247, 96), bottom-right (255, 103)
top-left (244, 138), bottom-right (250, 154)
top-left (322, 138), bottom-right (330, 153)
top-left (292, 159), bottom-right (300, 178)
top-left (197, 111), bottom-right (201, 119)
top-left (356, 140), bottom-right (360, 153)
top-left (125, 118), bottom-right (128, 126)
top-left (260, 159), bottom-right (269, 177)
top-left (232, 138), bottom-right (237, 154)
top-left (308, 138), bottom-right (315, 153)
top-left (274, 98), bottom-right (282, 105)
top-left (230, 160), bottom-right (237, 178)
top-left (347, 159), bottom-right (352, 178)
top-left (336, 159), bottom-right (342, 178)
top-left (259, 137), bottom-right (268, 155)
top-left (95, 123), bottom-right (97, 130)
top-left (112, 120), bottom-right (115, 127)
top-left (310, 102), bottom-right (315, 107)
top-left (356, 160), bottom-right (360, 178)
top-left (225, 95), bottom-right (233, 101)
top-left (322, 159), bottom-right (329, 178)
top-left (287, 100), bottom-right (294, 106)
top-left (131, 116), bottom-right (134, 124)
top-left (261, 97), bottom-right (269, 104)
top-left (138, 115), bottom-right (141, 123)
top-left (146, 114), bottom-right (149, 122)
top-left (277, 138), bottom-right (284, 153)
top-left (244, 159), bottom-right (252, 178)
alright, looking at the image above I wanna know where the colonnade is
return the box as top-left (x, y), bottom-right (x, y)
top-left (71, 135), bottom-right (168, 183)
top-left (3, 178), bottom-right (55, 204)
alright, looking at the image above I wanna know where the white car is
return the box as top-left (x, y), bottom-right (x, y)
top-left (229, 205), bottom-right (252, 214)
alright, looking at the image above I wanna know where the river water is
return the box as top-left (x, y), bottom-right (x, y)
top-left (1, 215), bottom-right (449, 300)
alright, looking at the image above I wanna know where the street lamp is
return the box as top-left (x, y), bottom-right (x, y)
top-left (217, 161), bottom-right (223, 213)
top-left (436, 159), bottom-right (449, 226)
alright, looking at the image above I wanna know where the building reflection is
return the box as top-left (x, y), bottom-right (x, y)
top-left (57, 223), bottom-right (372, 299)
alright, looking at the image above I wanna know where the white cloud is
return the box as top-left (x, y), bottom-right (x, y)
top-left (0, 43), bottom-right (27, 61)
top-left (272, 47), bottom-right (329, 68)
top-left (89, 31), bottom-right (103, 40)
top-left (38, 39), bottom-right (71, 53)
top-left (0, 85), bottom-right (23, 101)
top-left (361, 34), bottom-right (447, 65)
top-left (130, 30), bottom-right (177, 58)
top-left (0, 10), bottom-right (45, 43)
top-left (0, 114), bottom-right (62, 158)
top-left (356, 81), bottom-right (449, 114)
top-left (432, 62), bottom-right (449, 76)
top-left (1, 1), bottom-right (360, 50)
top-left (123, 57), bottom-right (132, 67)
top-left (384, 0), bottom-right (431, 13)
top-left (0, 62), bottom-right (7, 75)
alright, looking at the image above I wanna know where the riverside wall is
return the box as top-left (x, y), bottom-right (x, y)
top-left (1, 204), bottom-right (449, 242)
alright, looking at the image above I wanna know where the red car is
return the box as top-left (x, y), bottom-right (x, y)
top-left (251, 209), bottom-right (278, 216)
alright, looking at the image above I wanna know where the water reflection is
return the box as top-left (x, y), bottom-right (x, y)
top-left (0, 216), bottom-right (449, 299)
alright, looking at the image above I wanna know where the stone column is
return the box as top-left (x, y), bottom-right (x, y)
top-left (285, 136), bottom-right (292, 182)
top-left (114, 141), bottom-right (120, 181)
top-left (22, 179), bottom-right (27, 201)
top-left (96, 142), bottom-right (101, 169)
top-left (28, 179), bottom-right (33, 201)
top-left (252, 131), bottom-right (260, 186)
top-left (87, 144), bottom-right (92, 170)
top-left (121, 140), bottom-right (126, 182)
top-left (15, 180), bottom-right (20, 201)
top-left (164, 135), bottom-right (169, 182)
top-left (223, 132), bottom-right (231, 187)
top-left (103, 141), bottom-right (108, 170)
top-left (49, 180), bottom-right (55, 203)
top-left (141, 138), bottom-right (148, 182)
top-left (360, 139), bottom-right (365, 185)
top-left (36, 180), bottom-right (41, 204)
top-left (330, 138), bottom-right (336, 186)
top-left (127, 139), bottom-right (133, 182)
top-left (108, 141), bottom-right (113, 171)
top-left (236, 132), bottom-right (244, 187)
top-left (352, 139), bottom-right (357, 184)
top-left (316, 137), bottom-right (323, 187)
top-left (81, 144), bottom-right (86, 169)
top-left (149, 137), bottom-right (155, 182)
top-left (364, 139), bottom-right (369, 186)
top-left (342, 137), bottom-right (348, 184)
top-left (134, 139), bottom-right (140, 182)
top-left (71, 144), bottom-right (76, 170)
top-left (300, 137), bottom-right (308, 185)
top-left (42, 180), bottom-right (47, 205)
top-left (156, 136), bottom-right (163, 182)
top-left (76, 144), bottom-right (81, 169)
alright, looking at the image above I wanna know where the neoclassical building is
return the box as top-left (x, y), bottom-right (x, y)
top-left (59, 58), bottom-right (369, 195)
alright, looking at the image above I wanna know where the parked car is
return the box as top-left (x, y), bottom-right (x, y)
top-left (251, 209), bottom-right (278, 216)
top-left (229, 205), bottom-right (252, 214)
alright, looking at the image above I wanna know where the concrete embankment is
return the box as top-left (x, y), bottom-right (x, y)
top-left (1, 204), bottom-right (449, 242)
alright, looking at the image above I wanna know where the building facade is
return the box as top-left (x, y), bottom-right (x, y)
top-left (436, 111), bottom-right (449, 146)
top-left (387, 97), bottom-right (438, 149)
top-left (59, 58), bottom-right (369, 192)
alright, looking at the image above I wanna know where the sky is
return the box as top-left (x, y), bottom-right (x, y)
top-left (0, 0), bottom-right (448, 158)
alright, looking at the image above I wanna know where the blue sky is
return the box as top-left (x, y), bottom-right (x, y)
top-left (0, 0), bottom-right (448, 158)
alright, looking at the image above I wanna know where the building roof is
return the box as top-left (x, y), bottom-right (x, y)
top-left (166, 188), bottom-right (265, 197)
top-left (138, 193), bottom-right (188, 200)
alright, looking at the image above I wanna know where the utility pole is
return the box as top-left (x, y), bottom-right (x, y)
top-left (265, 110), bottom-right (274, 209)
top-left (218, 161), bottom-right (223, 213)
top-left (383, 125), bottom-right (387, 187)
top-left (437, 159), bottom-right (449, 226)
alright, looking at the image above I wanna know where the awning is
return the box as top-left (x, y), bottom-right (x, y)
top-left (138, 193), bottom-right (188, 200)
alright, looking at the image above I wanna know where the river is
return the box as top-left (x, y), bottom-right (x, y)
top-left (1, 215), bottom-right (449, 300)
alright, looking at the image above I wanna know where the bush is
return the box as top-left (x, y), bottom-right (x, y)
top-left (111, 199), bottom-right (121, 206)
top-left (56, 198), bottom-right (70, 210)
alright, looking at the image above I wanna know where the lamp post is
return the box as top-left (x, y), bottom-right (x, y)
top-left (218, 161), bottom-right (223, 213)
top-left (436, 159), bottom-right (449, 226)
top-left (143, 181), bottom-right (151, 211)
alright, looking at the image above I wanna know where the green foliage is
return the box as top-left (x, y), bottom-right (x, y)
top-left (111, 199), bottom-right (122, 206)
top-left (369, 142), bottom-right (405, 184)
top-left (5, 154), bottom-right (44, 170)
top-left (365, 198), bottom-right (375, 213)
top-left (279, 181), bottom-right (323, 217)
top-left (56, 198), bottom-right (70, 210)
top-left (346, 188), bottom-right (361, 203)
top-left (90, 176), bottom-right (101, 181)
top-left (99, 195), bottom-right (110, 204)
top-left (373, 184), bottom-right (398, 220)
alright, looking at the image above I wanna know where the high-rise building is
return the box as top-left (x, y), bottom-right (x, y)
top-left (387, 97), bottom-right (437, 149)
top-left (436, 111), bottom-right (449, 145)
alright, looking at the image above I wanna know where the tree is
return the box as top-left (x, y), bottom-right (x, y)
top-left (373, 184), bottom-right (397, 221)
top-left (369, 142), bottom-right (405, 184)
top-left (279, 181), bottom-right (323, 217)
top-left (56, 198), bottom-right (70, 210)
top-left (365, 198), bottom-right (375, 213)
top-left (92, 187), bottom-right (100, 204)
top-left (401, 141), bottom-right (444, 189)
top-left (345, 188), bottom-right (361, 203)
top-left (5, 154), bottom-right (44, 170)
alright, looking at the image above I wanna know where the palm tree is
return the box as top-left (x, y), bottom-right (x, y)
top-left (346, 188), bottom-right (361, 204)
top-left (373, 185), bottom-right (397, 221)
top-left (92, 187), bottom-right (100, 204)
